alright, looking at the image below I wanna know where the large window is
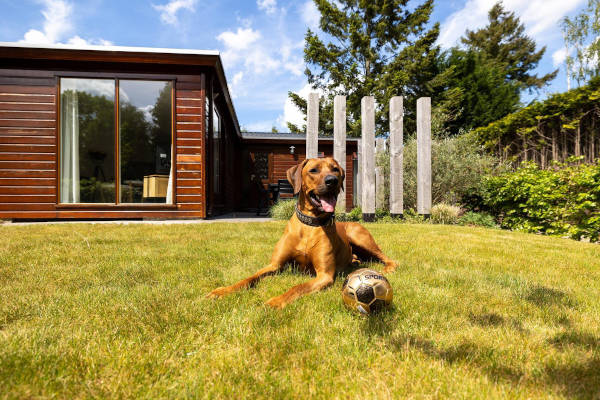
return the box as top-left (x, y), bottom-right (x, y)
top-left (59, 78), bottom-right (173, 204)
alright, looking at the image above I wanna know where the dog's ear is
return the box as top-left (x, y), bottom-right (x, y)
top-left (286, 159), bottom-right (309, 195)
top-left (334, 159), bottom-right (345, 191)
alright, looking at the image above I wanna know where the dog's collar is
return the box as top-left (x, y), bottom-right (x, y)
top-left (295, 205), bottom-right (335, 227)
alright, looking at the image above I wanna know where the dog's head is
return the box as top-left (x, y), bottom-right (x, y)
top-left (286, 157), bottom-right (345, 214)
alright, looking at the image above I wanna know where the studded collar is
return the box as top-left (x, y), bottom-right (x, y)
top-left (295, 205), bottom-right (335, 227)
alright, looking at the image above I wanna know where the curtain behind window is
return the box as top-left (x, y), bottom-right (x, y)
top-left (60, 90), bottom-right (80, 203)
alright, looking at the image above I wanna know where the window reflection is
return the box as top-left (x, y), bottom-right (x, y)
top-left (60, 78), bottom-right (115, 203)
top-left (119, 80), bottom-right (173, 203)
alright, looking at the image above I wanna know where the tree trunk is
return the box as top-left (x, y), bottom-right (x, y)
top-left (575, 124), bottom-right (581, 158)
top-left (552, 128), bottom-right (558, 162)
top-left (562, 129), bottom-right (567, 161)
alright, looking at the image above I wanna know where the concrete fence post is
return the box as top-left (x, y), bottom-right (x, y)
top-left (375, 137), bottom-right (385, 210)
top-left (417, 97), bottom-right (431, 216)
top-left (306, 92), bottom-right (319, 159)
top-left (389, 96), bottom-right (403, 217)
top-left (361, 96), bottom-right (375, 221)
top-left (333, 95), bottom-right (346, 211)
top-left (356, 137), bottom-right (362, 207)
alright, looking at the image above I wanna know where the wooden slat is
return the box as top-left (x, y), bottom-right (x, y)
top-left (176, 147), bottom-right (202, 155)
top-left (0, 187), bottom-right (55, 195)
top-left (0, 153), bottom-right (55, 161)
top-left (0, 170), bottom-right (55, 178)
top-left (0, 85), bottom-right (55, 95)
top-left (177, 171), bottom-right (202, 179)
top-left (0, 195), bottom-right (55, 203)
top-left (0, 136), bottom-right (54, 144)
top-left (0, 119), bottom-right (55, 128)
top-left (0, 161), bottom-right (55, 169)
top-left (176, 114), bottom-right (201, 122)
top-left (0, 94), bottom-right (54, 103)
top-left (0, 102), bottom-right (55, 111)
top-left (0, 111), bottom-right (56, 119)
top-left (176, 122), bottom-right (201, 131)
top-left (0, 69), bottom-right (55, 78)
top-left (176, 90), bottom-right (202, 98)
top-left (176, 130), bottom-right (202, 139)
top-left (176, 138), bottom-right (202, 146)
top-left (177, 75), bottom-right (203, 83)
top-left (176, 154), bottom-right (202, 163)
top-left (177, 179), bottom-right (202, 187)
top-left (177, 187), bottom-right (202, 195)
top-left (175, 82), bottom-right (202, 90)
top-left (0, 127), bottom-right (55, 136)
top-left (176, 203), bottom-right (202, 210)
top-left (177, 163), bottom-right (202, 171)
top-left (176, 99), bottom-right (202, 107)
top-left (176, 195), bottom-right (203, 203)
top-left (176, 106), bottom-right (202, 114)
top-left (0, 178), bottom-right (55, 186)
top-left (0, 203), bottom-right (55, 211)
top-left (0, 77), bottom-right (55, 86)
top-left (0, 144), bottom-right (55, 152)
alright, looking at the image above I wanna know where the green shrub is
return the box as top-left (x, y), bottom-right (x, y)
top-left (459, 211), bottom-right (498, 228)
top-left (270, 199), bottom-right (296, 220)
top-left (336, 206), bottom-right (362, 222)
top-left (431, 203), bottom-right (461, 224)
top-left (377, 134), bottom-right (502, 210)
top-left (482, 159), bottom-right (600, 241)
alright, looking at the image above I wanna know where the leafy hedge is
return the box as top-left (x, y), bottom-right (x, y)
top-left (482, 159), bottom-right (600, 241)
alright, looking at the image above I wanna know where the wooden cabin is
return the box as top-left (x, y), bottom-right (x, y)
top-left (0, 43), bottom-right (358, 221)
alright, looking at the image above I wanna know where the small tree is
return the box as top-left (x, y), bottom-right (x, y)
top-left (562, 0), bottom-right (600, 87)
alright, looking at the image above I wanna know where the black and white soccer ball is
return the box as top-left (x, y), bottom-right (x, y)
top-left (341, 268), bottom-right (393, 314)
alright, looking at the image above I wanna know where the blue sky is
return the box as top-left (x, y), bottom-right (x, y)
top-left (0, 0), bottom-right (588, 132)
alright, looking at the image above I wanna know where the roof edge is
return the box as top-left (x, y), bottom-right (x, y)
top-left (0, 41), bottom-right (220, 56)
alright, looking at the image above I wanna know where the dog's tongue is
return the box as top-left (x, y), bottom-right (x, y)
top-left (320, 194), bottom-right (337, 213)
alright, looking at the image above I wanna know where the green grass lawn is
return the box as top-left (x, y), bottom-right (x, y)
top-left (1, 222), bottom-right (599, 399)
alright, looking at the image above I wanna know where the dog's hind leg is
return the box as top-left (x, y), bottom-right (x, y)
top-left (206, 236), bottom-right (293, 299)
top-left (341, 222), bottom-right (398, 273)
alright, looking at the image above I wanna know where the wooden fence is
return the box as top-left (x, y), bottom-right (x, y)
top-left (306, 94), bottom-right (431, 220)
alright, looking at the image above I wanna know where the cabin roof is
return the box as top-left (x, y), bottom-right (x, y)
top-left (242, 131), bottom-right (360, 143)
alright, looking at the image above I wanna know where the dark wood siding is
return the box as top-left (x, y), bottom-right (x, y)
top-left (0, 79), bottom-right (57, 215)
top-left (0, 68), bottom-right (209, 220)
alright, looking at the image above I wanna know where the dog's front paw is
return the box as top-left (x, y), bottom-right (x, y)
top-left (265, 296), bottom-right (286, 309)
top-left (383, 261), bottom-right (398, 274)
top-left (206, 286), bottom-right (230, 299)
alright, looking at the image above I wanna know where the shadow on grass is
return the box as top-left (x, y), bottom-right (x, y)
top-left (525, 285), bottom-right (576, 308)
top-left (384, 332), bottom-right (600, 399)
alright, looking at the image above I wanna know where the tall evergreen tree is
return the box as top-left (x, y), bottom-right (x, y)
top-left (461, 2), bottom-right (557, 92)
top-left (287, 0), bottom-right (446, 137)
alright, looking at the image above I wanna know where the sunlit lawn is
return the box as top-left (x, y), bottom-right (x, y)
top-left (1, 221), bottom-right (599, 399)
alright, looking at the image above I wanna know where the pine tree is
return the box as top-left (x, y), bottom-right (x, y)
top-left (461, 2), bottom-right (557, 92)
top-left (287, 0), bottom-right (446, 137)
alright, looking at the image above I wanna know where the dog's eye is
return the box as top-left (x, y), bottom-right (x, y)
top-left (332, 167), bottom-right (339, 173)
top-left (309, 168), bottom-right (318, 173)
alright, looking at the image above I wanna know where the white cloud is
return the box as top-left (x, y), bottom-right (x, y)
top-left (279, 83), bottom-right (323, 129)
top-left (22, 0), bottom-right (72, 44)
top-left (552, 47), bottom-right (568, 67)
top-left (438, 0), bottom-right (587, 48)
top-left (152, 0), bottom-right (198, 25)
top-left (20, 0), bottom-right (111, 46)
top-left (300, 0), bottom-right (320, 30)
top-left (257, 0), bottom-right (277, 15)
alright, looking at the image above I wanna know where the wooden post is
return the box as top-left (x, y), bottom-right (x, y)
top-left (417, 97), bottom-right (431, 217)
top-left (361, 96), bottom-right (375, 221)
top-left (389, 96), bottom-right (403, 217)
top-left (333, 95), bottom-right (346, 211)
top-left (356, 137), bottom-right (362, 207)
top-left (306, 92), bottom-right (319, 159)
top-left (375, 137), bottom-right (385, 210)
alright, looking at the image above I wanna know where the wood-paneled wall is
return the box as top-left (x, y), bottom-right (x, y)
top-left (0, 69), bottom-right (207, 220)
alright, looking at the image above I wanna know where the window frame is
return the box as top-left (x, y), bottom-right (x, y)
top-left (56, 74), bottom-right (176, 207)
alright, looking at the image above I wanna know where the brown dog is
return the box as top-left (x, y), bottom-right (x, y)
top-left (207, 157), bottom-right (397, 308)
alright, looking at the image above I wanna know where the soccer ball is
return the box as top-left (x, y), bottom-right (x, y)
top-left (341, 268), bottom-right (393, 314)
